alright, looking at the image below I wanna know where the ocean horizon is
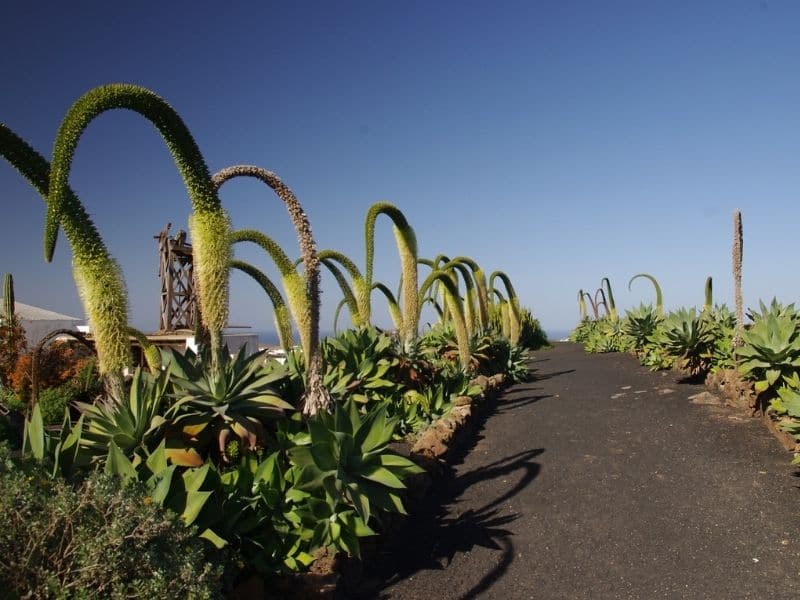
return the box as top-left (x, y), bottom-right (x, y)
top-left (253, 328), bottom-right (572, 346)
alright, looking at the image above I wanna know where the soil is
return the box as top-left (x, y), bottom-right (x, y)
top-left (343, 342), bottom-right (800, 599)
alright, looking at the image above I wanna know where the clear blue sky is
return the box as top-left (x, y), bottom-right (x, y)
top-left (2, 1), bottom-right (799, 338)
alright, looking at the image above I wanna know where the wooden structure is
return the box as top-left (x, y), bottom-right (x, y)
top-left (156, 223), bottom-right (197, 332)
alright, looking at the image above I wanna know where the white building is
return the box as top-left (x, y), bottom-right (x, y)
top-left (0, 300), bottom-right (83, 345)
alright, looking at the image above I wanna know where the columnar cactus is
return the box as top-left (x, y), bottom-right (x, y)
top-left (3, 273), bottom-right (14, 323)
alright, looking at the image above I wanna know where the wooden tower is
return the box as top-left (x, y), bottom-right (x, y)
top-left (156, 223), bottom-right (196, 332)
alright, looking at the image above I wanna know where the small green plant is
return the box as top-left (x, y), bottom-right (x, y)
top-left (287, 399), bottom-right (424, 558)
top-left (0, 445), bottom-right (223, 598)
top-left (737, 310), bottom-right (800, 396)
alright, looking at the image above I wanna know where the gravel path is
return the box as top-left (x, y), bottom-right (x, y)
top-left (347, 342), bottom-right (800, 599)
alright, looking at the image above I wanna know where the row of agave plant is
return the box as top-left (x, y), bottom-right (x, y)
top-left (571, 274), bottom-right (800, 464)
top-left (0, 83), bottom-right (542, 595)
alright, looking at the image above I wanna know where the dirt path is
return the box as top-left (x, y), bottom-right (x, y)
top-left (346, 342), bottom-right (800, 599)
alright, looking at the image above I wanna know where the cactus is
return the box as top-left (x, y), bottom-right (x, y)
top-left (578, 289), bottom-right (587, 320)
top-left (3, 273), bottom-right (14, 323)
top-left (628, 273), bottom-right (663, 316)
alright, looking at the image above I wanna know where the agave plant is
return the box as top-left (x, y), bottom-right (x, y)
top-left (165, 345), bottom-right (293, 461)
top-left (623, 303), bottom-right (662, 352)
top-left (44, 84), bottom-right (233, 374)
top-left (287, 399), bottom-right (423, 557)
top-left (319, 327), bottom-right (400, 405)
top-left (657, 308), bottom-right (715, 375)
top-left (77, 366), bottom-right (171, 464)
top-left (737, 311), bottom-right (800, 396)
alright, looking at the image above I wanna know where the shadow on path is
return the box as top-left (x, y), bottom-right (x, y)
top-left (347, 447), bottom-right (544, 599)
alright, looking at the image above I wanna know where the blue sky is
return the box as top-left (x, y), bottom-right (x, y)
top-left (2, 1), bottom-right (799, 338)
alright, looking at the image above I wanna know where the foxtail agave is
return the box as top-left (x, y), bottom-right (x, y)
top-left (490, 271), bottom-right (522, 345)
top-left (43, 84), bottom-right (233, 373)
top-left (213, 165), bottom-right (329, 416)
top-left (628, 273), bottom-right (663, 316)
top-left (0, 124), bottom-right (130, 392)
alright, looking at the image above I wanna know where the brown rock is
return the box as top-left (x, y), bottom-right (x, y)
top-left (688, 391), bottom-right (723, 406)
top-left (454, 395), bottom-right (472, 407)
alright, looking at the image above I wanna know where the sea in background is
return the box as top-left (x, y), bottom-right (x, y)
top-left (255, 328), bottom-right (573, 346)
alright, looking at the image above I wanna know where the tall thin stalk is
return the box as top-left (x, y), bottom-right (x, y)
top-left (419, 270), bottom-right (470, 369)
top-left (213, 165), bottom-right (328, 415)
top-left (230, 259), bottom-right (294, 352)
top-left (628, 273), bottom-right (663, 316)
top-left (489, 271), bottom-right (521, 345)
top-left (43, 84), bottom-right (231, 373)
top-left (1, 124), bottom-right (130, 393)
top-left (733, 210), bottom-right (744, 347)
top-left (365, 202), bottom-right (419, 345)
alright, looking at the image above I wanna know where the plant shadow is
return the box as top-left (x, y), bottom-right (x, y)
top-left (342, 447), bottom-right (544, 599)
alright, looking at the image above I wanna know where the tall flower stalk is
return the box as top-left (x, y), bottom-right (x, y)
top-left (214, 166), bottom-right (329, 416)
top-left (42, 84), bottom-right (231, 372)
top-left (230, 259), bottom-right (294, 352)
top-left (0, 123), bottom-right (130, 393)
top-left (418, 270), bottom-right (470, 369)
top-left (490, 271), bottom-right (522, 345)
top-left (733, 210), bottom-right (744, 347)
top-left (365, 202), bottom-right (419, 345)
top-left (628, 273), bottom-right (663, 316)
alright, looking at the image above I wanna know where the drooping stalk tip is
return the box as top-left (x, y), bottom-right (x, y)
top-left (214, 166), bottom-right (328, 415)
top-left (490, 271), bottom-right (522, 345)
top-left (230, 259), bottom-right (294, 352)
top-left (365, 202), bottom-right (419, 346)
top-left (628, 273), bottom-right (663, 316)
top-left (43, 84), bottom-right (232, 372)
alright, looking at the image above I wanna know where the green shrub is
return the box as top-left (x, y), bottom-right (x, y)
top-left (0, 445), bottom-right (223, 599)
top-left (37, 383), bottom-right (78, 426)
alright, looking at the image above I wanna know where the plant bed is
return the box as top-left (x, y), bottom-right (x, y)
top-left (240, 372), bottom-right (511, 599)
